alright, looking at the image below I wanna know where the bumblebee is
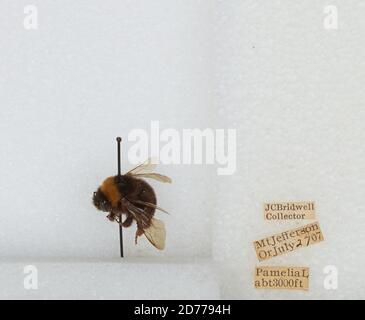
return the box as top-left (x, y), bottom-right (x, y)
top-left (93, 159), bottom-right (171, 250)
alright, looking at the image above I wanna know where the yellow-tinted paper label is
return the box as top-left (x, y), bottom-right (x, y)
top-left (253, 222), bottom-right (324, 261)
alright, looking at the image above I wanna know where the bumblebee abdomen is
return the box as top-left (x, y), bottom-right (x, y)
top-left (127, 176), bottom-right (156, 206)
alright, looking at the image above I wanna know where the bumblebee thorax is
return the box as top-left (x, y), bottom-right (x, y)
top-left (100, 176), bottom-right (121, 207)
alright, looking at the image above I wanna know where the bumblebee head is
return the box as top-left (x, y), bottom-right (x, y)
top-left (92, 188), bottom-right (112, 212)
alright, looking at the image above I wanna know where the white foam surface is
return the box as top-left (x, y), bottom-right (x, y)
top-left (0, 258), bottom-right (219, 299)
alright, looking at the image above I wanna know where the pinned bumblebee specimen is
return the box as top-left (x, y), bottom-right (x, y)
top-left (92, 138), bottom-right (171, 251)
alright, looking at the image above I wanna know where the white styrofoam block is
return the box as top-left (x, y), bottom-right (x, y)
top-left (212, 0), bottom-right (365, 299)
top-left (0, 0), bottom-right (213, 259)
top-left (0, 258), bottom-right (220, 299)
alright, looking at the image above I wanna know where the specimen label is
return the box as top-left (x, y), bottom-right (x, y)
top-left (254, 266), bottom-right (309, 290)
top-left (264, 201), bottom-right (315, 220)
top-left (253, 222), bottom-right (324, 261)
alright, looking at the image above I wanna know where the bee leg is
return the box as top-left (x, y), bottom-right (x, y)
top-left (107, 212), bottom-right (116, 221)
top-left (134, 227), bottom-right (144, 245)
top-left (121, 213), bottom-right (133, 228)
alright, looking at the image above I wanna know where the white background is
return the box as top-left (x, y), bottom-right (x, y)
top-left (0, 1), bottom-right (364, 299)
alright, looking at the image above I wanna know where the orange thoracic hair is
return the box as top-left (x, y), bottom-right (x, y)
top-left (100, 176), bottom-right (121, 207)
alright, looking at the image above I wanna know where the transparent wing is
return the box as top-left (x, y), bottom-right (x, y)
top-left (126, 158), bottom-right (158, 176)
top-left (132, 200), bottom-right (170, 214)
top-left (133, 173), bottom-right (172, 184)
top-left (144, 218), bottom-right (166, 250)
